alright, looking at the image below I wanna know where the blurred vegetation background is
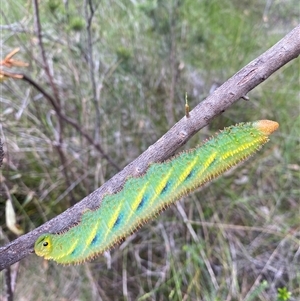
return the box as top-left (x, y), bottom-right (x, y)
top-left (0, 0), bottom-right (299, 300)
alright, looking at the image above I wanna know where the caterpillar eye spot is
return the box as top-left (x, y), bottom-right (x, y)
top-left (43, 242), bottom-right (49, 247)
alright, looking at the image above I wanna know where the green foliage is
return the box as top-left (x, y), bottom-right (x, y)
top-left (68, 17), bottom-right (85, 32)
top-left (0, 0), bottom-right (299, 300)
top-left (245, 280), bottom-right (269, 301)
top-left (47, 0), bottom-right (61, 13)
top-left (277, 287), bottom-right (292, 301)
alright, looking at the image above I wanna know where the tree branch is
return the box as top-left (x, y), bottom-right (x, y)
top-left (0, 25), bottom-right (299, 271)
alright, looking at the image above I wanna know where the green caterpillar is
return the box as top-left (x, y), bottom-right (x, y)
top-left (34, 120), bottom-right (279, 264)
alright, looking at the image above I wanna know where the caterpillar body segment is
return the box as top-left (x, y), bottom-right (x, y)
top-left (34, 120), bottom-right (279, 264)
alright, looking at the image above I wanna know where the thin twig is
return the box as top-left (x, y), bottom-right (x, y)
top-left (165, 0), bottom-right (180, 127)
top-left (0, 138), bottom-right (4, 167)
top-left (32, 0), bottom-right (60, 106)
top-left (85, 0), bottom-right (101, 143)
top-left (4, 267), bottom-right (13, 301)
top-left (32, 0), bottom-right (77, 204)
top-left (21, 74), bottom-right (120, 171)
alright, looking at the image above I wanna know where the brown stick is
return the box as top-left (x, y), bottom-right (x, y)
top-left (0, 25), bottom-right (299, 271)
top-left (32, 0), bottom-right (60, 106)
top-left (20, 74), bottom-right (121, 171)
top-left (32, 0), bottom-right (76, 205)
top-left (84, 0), bottom-right (102, 143)
top-left (0, 138), bottom-right (4, 167)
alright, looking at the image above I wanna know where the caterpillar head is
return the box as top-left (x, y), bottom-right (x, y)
top-left (34, 234), bottom-right (53, 258)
